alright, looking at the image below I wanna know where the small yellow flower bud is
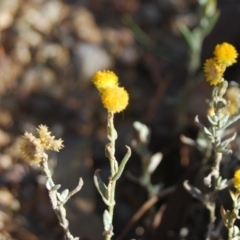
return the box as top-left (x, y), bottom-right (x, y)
top-left (203, 58), bottom-right (224, 85)
top-left (233, 169), bottom-right (240, 191)
top-left (92, 70), bottom-right (118, 92)
top-left (101, 86), bottom-right (129, 113)
top-left (214, 42), bottom-right (238, 67)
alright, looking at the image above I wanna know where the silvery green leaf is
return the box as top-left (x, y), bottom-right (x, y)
top-left (52, 184), bottom-right (61, 191)
top-left (233, 225), bottom-right (239, 236)
top-left (222, 114), bottom-right (240, 130)
top-left (60, 189), bottom-right (69, 202)
top-left (212, 86), bottom-right (218, 98)
top-left (204, 175), bottom-right (212, 187)
top-left (103, 210), bottom-right (113, 233)
top-left (216, 176), bottom-right (222, 186)
top-left (211, 114), bottom-right (218, 123)
top-left (218, 117), bottom-right (225, 128)
top-left (219, 132), bottom-right (236, 149)
top-left (219, 114), bottom-right (229, 128)
top-left (133, 121), bottom-right (150, 144)
top-left (195, 115), bottom-right (205, 130)
top-left (216, 178), bottom-right (229, 190)
top-left (93, 170), bottom-right (109, 206)
top-left (229, 190), bottom-right (237, 202)
top-left (198, 0), bottom-right (207, 6)
top-left (46, 179), bottom-right (54, 190)
top-left (202, 11), bottom-right (220, 37)
top-left (216, 147), bottom-right (232, 154)
top-left (113, 159), bottom-right (118, 173)
top-left (236, 204), bottom-right (240, 210)
top-left (225, 131), bottom-right (236, 142)
top-left (202, 0), bottom-right (216, 16)
top-left (203, 127), bottom-right (212, 136)
top-left (207, 115), bottom-right (218, 125)
top-left (113, 146), bottom-right (131, 181)
top-left (180, 134), bottom-right (196, 146)
top-left (219, 141), bottom-right (230, 150)
top-left (220, 179), bottom-right (228, 187)
top-left (56, 192), bottom-right (63, 202)
top-left (215, 136), bottom-right (221, 143)
top-left (179, 24), bottom-right (193, 50)
top-left (211, 126), bottom-right (216, 136)
top-left (147, 152), bottom-right (162, 174)
top-left (183, 180), bottom-right (205, 202)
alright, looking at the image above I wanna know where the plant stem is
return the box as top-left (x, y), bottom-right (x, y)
top-left (205, 151), bottom-right (223, 240)
top-left (40, 154), bottom-right (78, 240)
top-left (206, 193), bottom-right (216, 240)
top-left (105, 111), bottom-right (118, 240)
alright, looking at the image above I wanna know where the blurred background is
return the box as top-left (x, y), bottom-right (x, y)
top-left (0, 0), bottom-right (240, 239)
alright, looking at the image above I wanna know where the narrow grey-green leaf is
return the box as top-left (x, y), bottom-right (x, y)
top-left (216, 147), bottom-right (232, 154)
top-left (207, 115), bottom-right (217, 125)
top-left (203, 127), bottom-right (212, 136)
top-left (147, 152), bottom-right (162, 174)
top-left (195, 115), bottom-right (205, 130)
top-left (93, 170), bottom-right (109, 205)
top-left (183, 180), bottom-right (205, 203)
top-left (52, 184), bottom-right (61, 191)
top-left (219, 114), bottom-right (229, 128)
top-left (233, 225), bottom-right (240, 237)
top-left (103, 210), bottom-right (112, 232)
top-left (46, 179), bottom-right (54, 190)
top-left (221, 114), bottom-right (240, 130)
top-left (56, 192), bottom-right (63, 202)
top-left (179, 24), bottom-right (193, 50)
top-left (202, 11), bottom-right (220, 37)
top-left (216, 176), bottom-right (222, 186)
top-left (133, 121), bottom-right (150, 144)
top-left (220, 132), bottom-right (236, 149)
top-left (61, 189), bottom-right (69, 202)
top-left (220, 179), bottom-right (228, 188)
top-left (113, 146), bottom-right (131, 181)
top-left (229, 190), bottom-right (237, 202)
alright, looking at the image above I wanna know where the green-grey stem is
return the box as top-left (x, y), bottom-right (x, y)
top-left (106, 111), bottom-right (117, 240)
top-left (40, 154), bottom-right (78, 240)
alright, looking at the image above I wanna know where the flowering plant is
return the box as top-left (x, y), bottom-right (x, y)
top-left (184, 42), bottom-right (240, 240)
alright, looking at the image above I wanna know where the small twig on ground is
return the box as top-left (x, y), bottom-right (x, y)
top-left (116, 186), bottom-right (176, 240)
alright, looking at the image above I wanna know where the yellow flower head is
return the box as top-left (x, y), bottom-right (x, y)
top-left (101, 86), bottom-right (129, 113)
top-left (204, 58), bottom-right (224, 85)
top-left (214, 42), bottom-right (238, 67)
top-left (223, 101), bottom-right (238, 116)
top-left (37, 125), bottom-right (64, 152)
top-left (226, 86), bottom-right (240, 104)
top-left (233, 169), bottom-right (240, 191)
top-left (222, 86), bottom-right (240, 116)
top-left (92, 70), bottom-right (118, 92)
top-left (20, 132), bottom-right (44, 164)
